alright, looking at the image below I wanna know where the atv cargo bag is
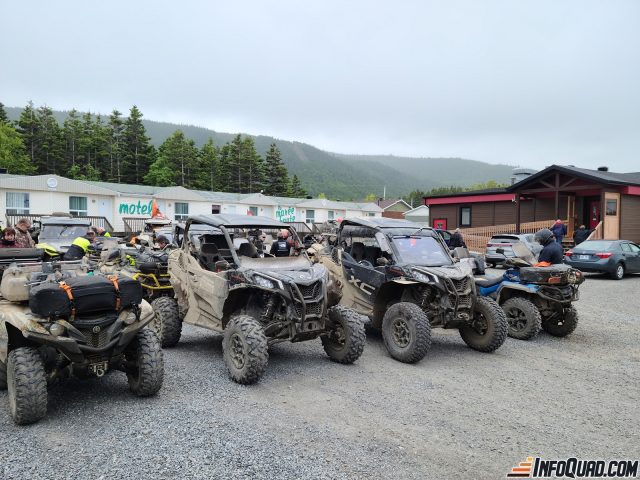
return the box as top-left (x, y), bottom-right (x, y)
top-left (518, 265), bottom-right (584, 285)
top-left (29, 276), bottom-right (143, 318)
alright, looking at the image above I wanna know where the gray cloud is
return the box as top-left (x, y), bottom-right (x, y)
top-left (2, 0), bottom-right (639, 171)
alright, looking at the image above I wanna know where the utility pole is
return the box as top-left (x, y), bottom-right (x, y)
top-left (383, 185), bottom-right (386, 200)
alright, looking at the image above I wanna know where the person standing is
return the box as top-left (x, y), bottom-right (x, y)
top-left (14, 218), bottom-right (35, 248)
top-left (449, 228), bottom-right (466, 249)
top-left (572, 224), bottom-right (591, 245)
top-left (550, 219), bottom-right (567, 244)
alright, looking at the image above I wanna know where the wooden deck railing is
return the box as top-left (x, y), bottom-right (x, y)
top-left (460, 219), bottom-right (561, 253)
top-left (5, 214), bottom-right (114, 232)
top-left (586, 221), bottom-right (603, 241)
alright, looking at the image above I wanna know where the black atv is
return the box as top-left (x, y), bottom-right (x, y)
top-left (315, 218), bottom-right (508, 363)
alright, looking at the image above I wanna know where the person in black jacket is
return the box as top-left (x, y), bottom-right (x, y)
top-left (572, 225), bottom-right (591, 245)
top-left (449, 228), bottom-right (466, 249)
top-left (270, 229), bottom-right (292, 257)
top-left (534, 228), bottom-right (564, 265)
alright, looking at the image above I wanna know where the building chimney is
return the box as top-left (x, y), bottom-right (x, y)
top-left (597, 166), bottom-right (609, 172)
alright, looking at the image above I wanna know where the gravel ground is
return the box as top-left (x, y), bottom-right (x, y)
top-left (1, 271), bottom-right (639, 479)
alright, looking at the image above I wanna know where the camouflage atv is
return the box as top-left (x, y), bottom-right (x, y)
top-left (0, 254), bottom-right (163, 425)
top-left (313, 218), bottom-right (508, 363)
top-left (154, 214), bottom-right (365, 384)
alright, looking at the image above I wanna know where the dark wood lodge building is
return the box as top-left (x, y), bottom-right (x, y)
top-left (424, 165), bottom-right (640, 242)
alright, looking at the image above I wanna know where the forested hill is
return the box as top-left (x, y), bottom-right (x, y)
top-left (6, 106), bottom-right (515, 199)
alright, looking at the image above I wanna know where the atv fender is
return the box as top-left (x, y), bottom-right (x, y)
top-left (496, 282), bottom-right (539, 304)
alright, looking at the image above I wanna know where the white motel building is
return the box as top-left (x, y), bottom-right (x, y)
top-left (0, 174), bottom-right (382, 232)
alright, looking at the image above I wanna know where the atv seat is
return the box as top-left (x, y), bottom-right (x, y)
top-left (350, 242), bottom-right (365, 262)
top-left (200, 243), bottom-right (221, 270)
top-left (474, 275), bottom-right (503, 288)
top-left (237, 241), bottom-right (259, 258)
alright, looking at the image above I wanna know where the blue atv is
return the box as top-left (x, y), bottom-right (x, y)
top-left (474, 244), bottom-right (584, 340)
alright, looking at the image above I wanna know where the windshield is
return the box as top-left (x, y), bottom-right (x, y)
top-left (392, 236), bottom-right (452, 266)
top-left (40, 225), bottom-right (89, 239)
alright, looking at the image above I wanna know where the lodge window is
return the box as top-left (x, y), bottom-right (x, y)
top-left (175, 202), bottom-right (189, 221)
top-left (605, 199), bottom-right (618, 216)
top-left (69, 196), bottom-right (88, 217)
top-left (6, 192), bottom-right (30, 215)
top-left (460, 206), bottom-right (471, 227)
top-left (305, 209), bottom-right (315, 224)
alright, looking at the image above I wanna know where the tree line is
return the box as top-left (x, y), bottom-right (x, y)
top-left (0, 101), bottom-right (307, 197)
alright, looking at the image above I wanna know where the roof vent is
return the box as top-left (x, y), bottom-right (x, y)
top-left (597, 166), bottom-right (609, 172)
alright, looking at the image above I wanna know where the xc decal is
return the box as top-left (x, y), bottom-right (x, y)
top-left (348, 275), bottom-right (375, 295)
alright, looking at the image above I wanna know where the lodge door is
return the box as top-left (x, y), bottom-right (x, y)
top-left (589, 200), bottom-right (600, 230)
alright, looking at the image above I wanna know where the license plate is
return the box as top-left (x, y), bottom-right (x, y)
top-left (578, 255), bottom-right (590, 260)
top-left (88, 361), bottom-right (109, 377)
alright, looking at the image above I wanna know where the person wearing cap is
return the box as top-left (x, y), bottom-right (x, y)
top-left (533, 228), bottom-right (563, 266)
top-left (0, 227), bottom-right (17, 248)
top-left (63, 235), bottom-right (92, 260)
top-left (14, 218), bottom-right (35, 248)
top-left (93, 226), bottom-right (111, 237)
top-left (155, 235), bottom-right (170, 250)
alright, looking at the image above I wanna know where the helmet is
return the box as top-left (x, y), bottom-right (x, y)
top-left (534, 228), bottom-right (554, 245)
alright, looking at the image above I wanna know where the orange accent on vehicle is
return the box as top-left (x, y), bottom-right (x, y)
top-left (534, 261), bottom-right (552, 267)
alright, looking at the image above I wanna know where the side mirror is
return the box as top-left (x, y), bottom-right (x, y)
top-left (215, 260), bottom-right (230, 272)
top-left (496, 247), bottom-right (505, 255)
top-left (376, 257), bottom-right (389, 266)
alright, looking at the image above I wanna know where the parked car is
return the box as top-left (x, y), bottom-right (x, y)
top-left (565, 240), bottom-right (640, 280)
top-left (485, 234), bottom-right (541, 267)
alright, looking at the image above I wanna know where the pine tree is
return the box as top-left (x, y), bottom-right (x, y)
top-left (0, 123), bottom-right (36, 174)
top-left (241, 136), bottom-right (265, 193)
top-left (264, 142), bottom-right (289, 196)
top-left (36, 105), bottom-right (64, 174)
top-left (107, 109), bottom-right (124, 182)
top-left (143, 156), bottom-right (174, 186)
top-left (16, 101), bottom-right (38, 166)
top-left (63, 109), bottom-right (83, 168)
top-left (122, 105), bottom-right (154, 184)
top-left (198, 138), bottom-right (220, 191)
top-left (0, 102), bottom-right (8, 123)
top-left (145, 130), bottom-right (198, 187)
top-left (288, 174), bottom-right (307, 197)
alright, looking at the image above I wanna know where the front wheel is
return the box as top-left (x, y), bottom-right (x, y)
top-left (126, 329), bottom-right (164, 396)
top-left (321, 305), bottom-right (366, 364)
top-left (502, 297), bottom-right (541, 340)
top-left (222, 315), bottom-right (269, 384)
top-left (611, 263), bottom-right (625, 280)
top-left (542, 306), bottom-right (579, 337)
top-left (7, 347), bottom-right (48, 425)
top-left (460, 297), bottom-right (508, 352)
top-left (150, 296), bottom-right (182, 347)
top-left (381, 302), bottom-right (432, 364)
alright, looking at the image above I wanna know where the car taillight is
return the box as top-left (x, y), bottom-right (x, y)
top-left (565, 250), bottom-right (573, 257)
top-left (596, 252), bottom-right (612, 259)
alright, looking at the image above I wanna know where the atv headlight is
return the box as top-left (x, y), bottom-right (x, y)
top-left (253, 274), bottom-right (276, 289)
top-left (411, 269), bottom-right (437, 283)
top-left (49, 323), bottom-right (65, 336)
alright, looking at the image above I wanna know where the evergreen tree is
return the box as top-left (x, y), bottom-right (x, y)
top-left (288, 174), bottom-right (307, 197)
top-left (264, 142), bottom-right (289, 196)
top-left (107, 109), bottom-right (124, 182)
top-left (143, 156), bottom-right (174, 186)
top-left (145, 130), bottom-right (199, 187)
top-left (16, 101), bottom-right (38, 165)
top-left (36, 105), bottom-right (64, 174)
top-left (198, 138), bottom-right (220, 191)
top-left (0, 123), bottom-right (36, 174)
top-left (241, 136), bottom-right (266, 193)
top-left (122, 105), bottom-right (153, 184)
top-left (0, 102), bottom-right (8, 123)
top-left (217, 142), bottom-right (233, 192)
top-left (63, 109), bottom-right (83, 168)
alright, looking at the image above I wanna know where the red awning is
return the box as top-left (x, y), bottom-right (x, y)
top-left (425, 193), bottom-right (515, 206)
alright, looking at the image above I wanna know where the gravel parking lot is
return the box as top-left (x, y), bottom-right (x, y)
top-left (2, 271), bottom-right (639, 480)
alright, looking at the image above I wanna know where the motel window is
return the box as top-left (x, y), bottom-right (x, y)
top-left (6, 192), bottom-right (30, 215)
top-left (211, 204), bottom-right (221, 214)
top-left (248, 206), bottom-right (258, 216)
top-left (460, 206), bottom-right (471, 227)
top-left (69, 196), bottom-right (88, 217)
top-left (306, 209), bottom-right (315, 224)
top-left (328, 210), bottom-right (335, 221)
top-left (366, 212), bottom-right (375, 217)
top-left (175, 202), bottom-right (189, 221)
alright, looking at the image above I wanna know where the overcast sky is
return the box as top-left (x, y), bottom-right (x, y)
top-left (2, 1), bottom-right (639, 171)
